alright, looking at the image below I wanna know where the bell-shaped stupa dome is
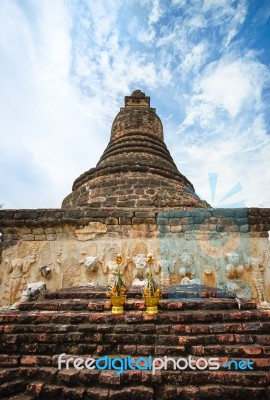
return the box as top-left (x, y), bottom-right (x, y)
top-left (62, 90), bottom-right (208, 210)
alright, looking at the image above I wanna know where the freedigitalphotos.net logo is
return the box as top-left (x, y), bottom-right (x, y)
top-left (202, 173), bottom-right (245, 208)
top-left (58, 354), bottom-right (254, 375)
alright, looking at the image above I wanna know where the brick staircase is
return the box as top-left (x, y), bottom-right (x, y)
top-left (0, 286), bottom-right (269, 400)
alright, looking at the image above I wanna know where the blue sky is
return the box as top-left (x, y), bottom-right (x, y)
top-left (0, 0), bottom-right (269, 209)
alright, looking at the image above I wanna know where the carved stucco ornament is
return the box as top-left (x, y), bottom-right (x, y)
top-left (75, 222), bottom-right (107, 241)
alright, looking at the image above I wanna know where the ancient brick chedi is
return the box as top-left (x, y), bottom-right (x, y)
top-left (62, 90), bottom-right (208, 210)
top-left (0, 90), bottom-right (270, 308)
top-left (0, 90), bottom-right (270, 400)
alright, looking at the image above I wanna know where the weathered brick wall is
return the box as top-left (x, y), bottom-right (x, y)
top-left (63, 174), bottom-right (206, 209)
top-left (62, 90), bottom-right (207, 209)
top-left (0, 207), bottom-right (270, 305)
top-left (157, 208), bottom-right (270, 238)
top-left (0, 208), bottom-right (269, 256)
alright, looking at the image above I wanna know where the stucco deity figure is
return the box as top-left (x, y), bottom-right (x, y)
top-left (155, 249), bottom-right (175, 286)
top-left (78, 248), bottom-right (103, 286)
top-left (179, 254), bottom-right (197, 284)
top-left (132, 253), bottom-right (149, 285)
top-left (39, 265), bottom-right (52, 278)
top-left (103, 246), bottom-right (130, 286)
top-left (84, 256), bottom-right (100, 272)
top-left (225, 252), bottom-right (251, 300)
top-left (5, 255), bottom-right (35, 304)
top-left (225, 252), bottom-right (244, 279)
top-left (244, 254), bottom-right (269, 306)
top-left (227, 279), bottom-right (251, 300)
top-left (9, 281), bottom-right (47, 310)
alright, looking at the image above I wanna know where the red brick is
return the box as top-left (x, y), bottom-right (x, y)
top-left (252, 358), bottom-right (270, 368)
top-left (216, 334), bottom-right (235, 343)
top-left (180, 385), bottom-right (200, 396)
top-left (157, 385), bottom-right (177, 400)
top-left (62, 387), bottom-right (85, 399)
top-left (136, 345), bottom-right (154, 355)
top-left (26, 381), bottom-right (44, 396)
top-left (0, 355), bottom-right (21, 367)
top-left (131, 386), bottom-right (154, 400)
top-left (120, 370), bottom-right (142, 385)
top-left (156, 325), bottom-right (171, 334)
top-left (172, 324), bottom-right (187, 334)
top-left (108, 387), bottom-right (132, 400)
top-left (191, 325), bottom-right (209, 334)
top-left (79, 369), bottom-right (99, 383)
top-left (125, 311), bottom-right (143, 323)
top-left (86, 387), bottom-right (109, 400)
top-left (117, 344), bottom-right (137, 354)
top-left (37, 333), bottom-right (47, 342)
top-left (1, 334), bottom-right (19, 344)
top-left (21, 355), bottom-right (51, 366)
top-left (234, 334), bottom-right (254, 343)
top-left (99, 370), bottom-right (121, 385)
top-left (88, 302), bottom-right (104, 311)
top-left (242, 345), bottom-right (263, 355)
top-left (256, 335), bottom-right (270, 345)
top-left (104, 300), bottom-right (112, 310)
top-left (3, 325), bottom-right (15, 333)
top-left (38, 366), bottom-right (58, 380)
top-left (242, 322), bottom-right (261, 332)
top-left (142, 313), bottom-right (158, 322)
top-left (57, 368), bottom-right (79, 384)
top-left (263, 346), bottom-right (270, 355)
top-left (0, 368), bottom-right (19, 384)
top-left (19, 342), bottom-right (38, 353)
top-left (40, 384), bottom-right (62, 397)
top-left (199, 385), bottom-right (223, 397)
top-left (167, 302), bottom-right (183, 310)
top-left (0, 380), bottom-right (26, 397)
top-left (191, 345), bottom-right (205, 355)
top-left (260, 322), bottom-right (270, 332)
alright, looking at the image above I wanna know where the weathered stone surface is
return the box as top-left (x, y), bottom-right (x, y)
top-left (0, 289), bottom-right (269, 399)
top-left (61, 91), bottom-right (208, 211)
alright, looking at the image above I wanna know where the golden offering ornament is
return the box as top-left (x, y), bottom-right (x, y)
top-left (110, 295), bottom-right (126, 314)
top-left (144, 296), bottom-right (160, 314)
top-left (143, 272), bottom-right (161, 314)
top-left (106, 270), bottom-right (128, 314)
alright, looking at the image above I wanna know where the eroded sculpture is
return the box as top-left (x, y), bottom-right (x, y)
top-left (244, 253), bottom-right (270, 307)
top-left (5, 255), bottom-right (35, 304)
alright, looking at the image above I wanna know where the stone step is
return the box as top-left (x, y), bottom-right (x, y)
top-left (1, 364), bottom-right (270, 385)
top-left (0, 379), bottom-right (26, 398)
top-left (1, 352), bottom-right (269, 371)
top-left (0, 368), bottom-right (269, 399)
top-left (3, 321), bottom-right (270, 335)
top-left (44, 284), bottom-right (238, 301)
top-left (0, 288), bottom-right (269, 400)
top-left (17, 297), bottom-right (257, 312)
top-left (1, 331), bottom-right (269, 347)
top-left (1, 309), bottom-right (269, 326)
top-left (2, 384), bottom-right (269, 400)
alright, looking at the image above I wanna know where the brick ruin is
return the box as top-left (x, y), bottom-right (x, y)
top-left (0, 90), bottom-right (269, 307)
top-left (0, 90), bottom-right (269, 399)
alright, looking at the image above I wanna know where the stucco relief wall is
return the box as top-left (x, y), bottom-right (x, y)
top-left (0, 208), bottom-right (269, 307)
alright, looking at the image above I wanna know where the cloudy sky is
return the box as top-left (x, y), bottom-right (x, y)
top-left (0, 0), bottom-right (269, 209)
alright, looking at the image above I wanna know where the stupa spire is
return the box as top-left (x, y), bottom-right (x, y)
top-left (62, 90), bottom-right (208, 210)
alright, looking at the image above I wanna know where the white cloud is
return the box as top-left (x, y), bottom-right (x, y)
top-left (181, 55), bottom-right (270, 125)
top-left (174, 51), bottom-right (270, 207)
top-left (0, 1), bottom-right (107, 208)
top-left (181, 42), bottom-right (208, 73)
top-left (149, 0), bottom-right (161, 25)
top-left (0, 0), bottom-right (269, 210)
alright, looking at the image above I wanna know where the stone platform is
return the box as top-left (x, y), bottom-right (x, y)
top-left (0, 287), bottom-right (270, 399)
